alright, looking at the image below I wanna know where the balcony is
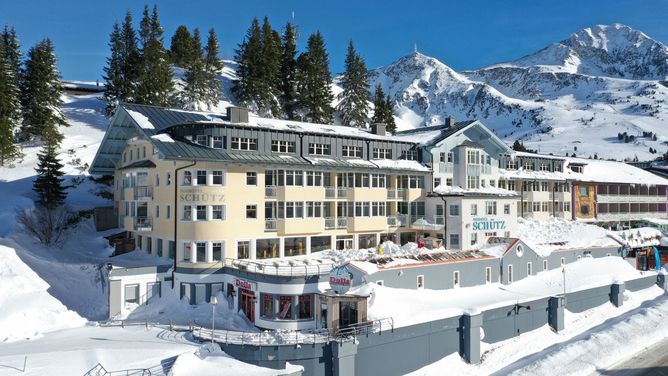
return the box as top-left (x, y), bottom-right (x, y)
top-left (387, 216), bottom-right (398, 227)
top-left (134, 186), bottom-right (152, 200)
top-left (325, 186), bottom-right (336, 199)
top-left (337, 217), bottom-right (348, 229)
top-left (134, 216), bottom-right (152, 231)
top-left (325, 217), bottom-right (336, 229)
top-left (439, 162), bottom-right (453, 173)
top-left (387, 189), bottom-right (397, 200)
top-left (466, 164), bottom-right (492, 175)
top-left (337, 187), bottom-right (347, 198)
top-left (597, 194), bottom-right (666, 203)
top-left (264, 218), bottom-right (277, 232)
top-left (396, 188), bottom-right (406, 200)
top-left (265, 186), bottom-right (277, 198)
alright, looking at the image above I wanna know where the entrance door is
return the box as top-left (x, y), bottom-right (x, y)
top-left (339, 301), bottom-right (358, 328)
top-left (336, 238), bottom-right (354, 250)
top-left (239, 289), bottom-right (255, 322)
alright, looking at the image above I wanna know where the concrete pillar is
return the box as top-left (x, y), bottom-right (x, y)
top-left (460, 311), bottom-right (483, 365)
top-left (610, 282), bottom-right (625, 307)
top-left (332, 341), bottom-right (358, 376)
top-left (657, 273), bottom-right (668, 291)
top-left (548, 296), bottom-right (565, 332)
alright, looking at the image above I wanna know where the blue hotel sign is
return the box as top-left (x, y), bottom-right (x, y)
top-left (472, 217), bottom-right (507, 231)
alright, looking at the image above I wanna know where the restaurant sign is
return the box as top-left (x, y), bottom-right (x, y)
top-left (235, 278), bottom-right (257, 291)
top-left (329, 265), bottom-right (354, 294)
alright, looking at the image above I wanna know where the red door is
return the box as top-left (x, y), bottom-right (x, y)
top-left (240, 289), bottom-right (255, 322)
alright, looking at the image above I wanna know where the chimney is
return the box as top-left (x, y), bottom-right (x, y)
top-left (445, 116), bottom-right (456, 127)
top-left (227, 106), bottom-right (249, 123)
top-left (371, 123), bottom-right (386, 136)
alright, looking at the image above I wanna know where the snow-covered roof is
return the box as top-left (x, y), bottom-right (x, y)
top-left (433, 184), bottom-right (519, 197)
top-left (610, 227), bottom-right (663, 248)
top-left (518, 218), bottom-right (620, 257)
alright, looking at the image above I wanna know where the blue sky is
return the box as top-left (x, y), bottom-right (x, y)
top-left (1, 0), bottom-right (667, 81)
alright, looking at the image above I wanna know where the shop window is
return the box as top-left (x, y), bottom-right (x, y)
top-left (261, 294), bottom-right (274, 318)
top-left (278, 296), bottom-right (293, 319)
top-left (211, 283), bottom-right (223, 302)
top-left (417, 275), bottom-right (424, 289)
top-left (358, 234), bottom-right (377, 249)
top-left (237, 240), bottom-right (250, 259)
top-left (285, 237), bottom-right (306, 257)
top-left (311, 236), bottom-right (331, 253)
top-left (298, 294), bottom-right (313, 320)
top-left (256, 238), bottom-right (279, 259)
top-left (124, 284), bottom-right (139, 305)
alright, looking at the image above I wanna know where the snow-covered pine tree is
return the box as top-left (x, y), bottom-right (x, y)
top-left (180, 28), bottom-right (209, 110)
top-left (19, 38), bottom-right (67, 147)
top-left (260, 17), bottom-right (282, 117)
top-left (102, 22), bottom-right (124, 115)
top-left (295, 31), bottom-right (334, 124)
top-left (0, 39), bottom-right (23, 165)
top-left (202, 28), bottom-right (223, 109)
top-left (337, 40), bottom-right (370, 128)
top-left (33, 143), bottom-right (67, 209)
top-left (1, 26), bottom-right (22, 80)
top-left (279, 22), bottom-right (298, 120)
top-left (169, 25), bottom-right (195, 68)
top-left (232, 18), bottom-right (264, 113)
top-left (135, 5), bottom-right (174, 107)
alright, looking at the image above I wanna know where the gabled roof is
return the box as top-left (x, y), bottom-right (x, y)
top-left (118, 160), bottom-right (156, 170)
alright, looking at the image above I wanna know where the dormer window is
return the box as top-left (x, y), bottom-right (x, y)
top-left (342, 145), bottom-right (363, 158)
top-left (271, 140), bottom-right (295, 153)
top-left (570, 165), bottom-right (583, 173)
top-left (212, 136), bottom-right (224, 149)
top-left (401, 150), bottom-right (418, 161)
top-left (195, 135), bottom-right (208, 146)
top-left (506, 160), bottom-right (517, 169)
top-left (232, 137), bottom-right (257, 151)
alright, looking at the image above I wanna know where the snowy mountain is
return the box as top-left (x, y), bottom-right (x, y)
top-left (364, 23), bottom-right (668, 160)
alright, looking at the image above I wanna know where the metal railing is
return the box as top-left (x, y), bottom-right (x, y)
top-left (337, 217), bottom-right (348, 229)
top-left (387, 189), bottom-right (396, 199)
top-left (397, 214), bottom-right (408, 227)
top-left (396, 188), bottom-right (406, 199)
top-left (335, 317), bottom-right (394, 339)
top-left (325, 186), bottom-right (336, 199)
top-left (387, 217), bottom-right (398, 226)
top-left (264, 219), bottom-right (277, 231)
top-left (226, 258), bottom-right (334, 277)
top-left (325, 217), bottom-right (336, 229)
top-left (337, 187), bottom-right (347, 198)
top-left (265, 186), bottom-right (277, 198)
top-left (134, 186), bottom-right (152, 199)
top-left (84, 363), bottom-right (151, 376)
top-left (133, 216), bottom-right (152, 231)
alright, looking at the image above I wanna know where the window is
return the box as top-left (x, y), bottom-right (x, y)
top-left (196, 242), bottom-right (206, 262)
top-left (278, 296), bottom-right (293, 319)
top-left (372, 202), bottom-right (386, 216)
top-left (373, 148), bottom-right (391, 159)
top-left (306, 171), bottom-right (323, 186)
top-left (449, 234), bottom-right (460, 248)
top-left (183, 242), bottom-right (191, 262)
top-left (237, 241), bottom-right (250, 259)
top-left (166, 205), bottom-right (171, 219)
top-left (231, 137), bottom-right (257, 151)
top-left (309, 143), bottom-right (330, 155)
top-left (195, 135), bottom-right (208, 146)
top-left (193, 205), bottom-right (205, 220)
top-left (246, 171), bottom-right (257, 185)
top-left (507, 265), bottom-right (513, 283)
top-left (504, 204), bottom-right (511, 215)
top-left (579, 186), bottom-right (589, 196)
top-left (541, 202), bottom-right (549, 212)
top-left (449, 204), bottom-right (460, 216)
top-left (485, 267), bottom-right (492, 284)
top-left (401, 150), bottom-right (418, 160)
top-left (285, 237), bottom-right (306, 257)
top-left (543, 259), bottom-right (548, 271)
top-left (182, 205), bottom-right (193, 221)
top-left (256, 238), bottom-right (279, 259)
top-left (342, 145), bottom-right (363, 158)
top-left (524, 162), bottom-right (534, 171)
top-left (166, 172), bottom-right (171, 185)
top-left (124, 284), bottom-right (140, 305)
top-left (541, 182), bottom-right (549, 191)
top-left (306, 202), bottom-right (322, 217)
top-left (371, 174), bottom-right (387, 188)
top-left (284, 170), bottom-right (303, 186)
top-left (560, 257), bottom-right (566, 266)
top-left (155, 173), bottom-right (160, 186)
top-left (470, 204), bottom-right (478, 216)
top-left (196, 170), bottom-right (207, 185)
top-left (156, 238), bottom-right (163, 257)
top-left (447, 152), bottom-right (453, 163)
top-left (262, 294), bottom-right (274, 318)
top-left (527, 262), bottom-right (532, 276)
top-left (212, 242), bottom-right (223, 261)
top-left (212, 136), bottom-right (224, 149)
top-left (271, 140), bottom-right (295, 153)
top-left (467, 175), bottom-right (480, 189)
top-left (532, 202), bottom-right (541, 212)
top-left (453, 271), bottom-right (460, 287)
top-left (298, 295), bottom-right (313, 319)
top-left (434, 178), bottom-right (441, 187)
top-left (486, 201), bottom-right (497, 215)
top-left (311, 236), bottom-right (331, 253)
top-left (376, 280), bottom-right (384, 286)
top-left (155, 205), bottom-right (160, 218)
top-left (580, 204), bottom-right (590, 215)
top-left (440, 152), bottom-right (446, 162)
top-left (417, 275), bottom-right (424, 289)
top-left (182, 171), bottom-right (192, 186)
top-left (467, 150), bottom-right (480, 164)
top-left (471, 233), bottom-right (478, 246)
top-left (212, 170), bottom-right (224, 185)
top-left (212, 205), bottom-right (225, 220)
top-left (446, 178), bottom-right (453, 186)
top-left (246, 205), bottom-right (257, 219)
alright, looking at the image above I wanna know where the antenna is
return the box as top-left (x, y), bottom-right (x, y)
top-left (414, 43), bottom-right (418, 53)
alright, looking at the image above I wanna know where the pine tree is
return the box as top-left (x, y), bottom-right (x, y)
top-left (279, 22), bottom-right (298, 120)
top-left (169, 25), bottom-right (195, 67)
top-left (120, 10), bottom-right (141, 102)
top-left (337, 40), bottom-right (370, 127)
top-left (180, 28), bottom-right (209, 110)
top-left (1, 26), bottom-right (22, 79)
top-left (232, 18), bottom-right (264, 113)
top-left (383, 94), bottom-right (396, 133)
top-left (0, 39), bottom-right (22, 165)
top-left (295, 31), bottom-right (334, 124)
top-left (135, 5), bottom-right (174, 107)
top-left (33, 143), bottom-right (67, 209)
top-left (19, 38), bottom-right (67, 146)
top-left (371, 84), bottom-right (386, 124)
top-left (204, 28), bottom-right (223, 72)
top-left (259, 17), bottom-right (282, 117)
top-left (202, 28), bottom-right (223, 109)
top-left (102, 22), bottom-right (125, 115)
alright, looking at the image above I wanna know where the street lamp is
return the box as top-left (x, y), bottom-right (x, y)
top-left (210, 295), bottom-right (218, 344)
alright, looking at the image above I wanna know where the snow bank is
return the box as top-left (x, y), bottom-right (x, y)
top-left (365, 256), bottom-right (646, 328)
top-left (518, 217), bottom-right (619, 256)
top-left (434, 184), bottom-right (517, 196)
top-left (610, 227), bottom-right (662, 248)
top-left (123, 287), bottom-right (256, 332)
top-left (0, 245), bottom-right (86, 342)
top-left (170, 343), bottom-right (303, 376)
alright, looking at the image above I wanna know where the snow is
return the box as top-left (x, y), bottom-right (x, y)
top-left (150, 133), bottom-right (175, 143)
top-left (518, 217), bottom-right (619, 256)
top-left (610, 227), bottom-right (663, 248)
top-left (362, 256), bottom-right (649, 328)
top-left (0, 245), bottom-right (86, 342)
top-left (125, 108), bottom-right (155, 130)
top-left (478, 243), bottom-right (508, 258)
top-left (434, 184), bottom-right (518, 196)
top-left (371, 158), bottom-right (430, 171)
top-left (409, 284), bottom-right (665, 375)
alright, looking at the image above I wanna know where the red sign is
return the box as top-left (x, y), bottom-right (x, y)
top-left (235, 278), bottom-right (255, 291)
top-left (329, 276), bottom-right (351, 286)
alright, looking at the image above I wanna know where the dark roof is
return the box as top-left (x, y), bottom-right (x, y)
top-left (394, 120), bottom-right (476, 136)
top-left (118, 160), bottom-right (156, 170)
top-left (122, 103), bottom-right (212, 134)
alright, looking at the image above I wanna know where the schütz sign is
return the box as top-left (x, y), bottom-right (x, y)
top-left (472, 218), bottom-right (506, 231)
top-left (179, 188), bottom-right (224, 203)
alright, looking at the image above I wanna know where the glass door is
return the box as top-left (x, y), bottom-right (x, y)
top-left (239, 289), bottom-right (255, 322)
